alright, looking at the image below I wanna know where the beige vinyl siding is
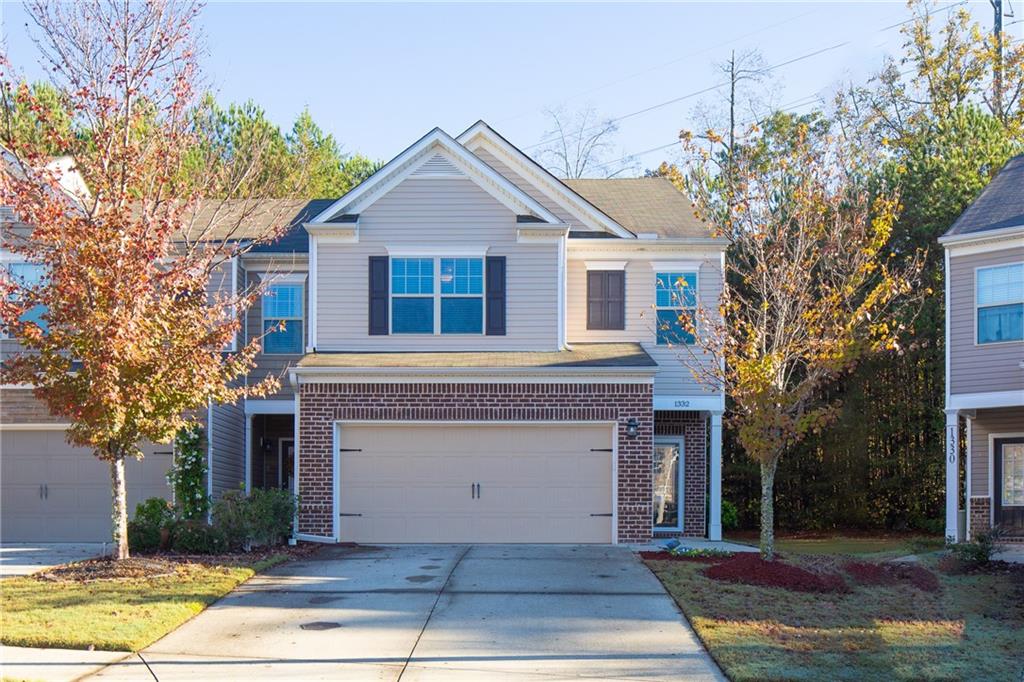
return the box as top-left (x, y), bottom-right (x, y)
top-left (472, 147), bottom-right (578, 225)
top-left (209, 399), bottom-right (245, 499)
top-left (948, 246), bottom-right (1024, 395)
top-left (245, 268), bottom-right (307, 399)
top-left (316, 176), bottom-right (560, 351)
top-left (969, 406), bottom-right (1024, 497)
top-left (566, 258), bottom-right (722, 396)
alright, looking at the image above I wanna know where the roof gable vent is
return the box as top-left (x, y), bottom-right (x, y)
top-left (411, 152), bottom-right (464, 178)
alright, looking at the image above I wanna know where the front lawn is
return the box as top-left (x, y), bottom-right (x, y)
top-left (726, 532), bottom-right (944, 558)
top-left (646, 553), bottom-right (1024, 681)
top-left (0, 554), bottom-right (287, 652)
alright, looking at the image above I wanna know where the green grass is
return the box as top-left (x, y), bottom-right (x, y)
top-left (726, 533), bottom-right (944, 558)
top-left (646, 555), bottom-right (1024, 682)
top-left (0, 555), bottom-right (287, 652)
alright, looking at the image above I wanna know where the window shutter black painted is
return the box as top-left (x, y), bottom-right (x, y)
top-left (587, 270), bottom-right (625, 330)
top-left (485, 256), bottom-right (506, 336)
top-left (368, 256), bottom-right (388, 335)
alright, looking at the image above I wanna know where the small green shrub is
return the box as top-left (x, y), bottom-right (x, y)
top-left (950, 527), bottom-right (1005, 565)
top-left (211, 487), bottom-right (296, 551)
top-left (172, 520), bottom-right (226, 554)
top-left (128, 497), bottom-right (175, 552)
top-left (721, 500), bottom-right (740, 531)
top-left (669, 546), bottom-right (734, 559)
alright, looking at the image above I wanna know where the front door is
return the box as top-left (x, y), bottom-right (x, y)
top-left (994, 437), bottom-right (1024, 534)
top-left (652, 438), bottom-right (684, 532)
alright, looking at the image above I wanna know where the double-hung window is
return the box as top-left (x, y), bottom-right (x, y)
top-left (5, 262), bottom-right (48, 333)
top-left (655, 271), bottom-right (697, 345)
top-left (262, 282), bottom-right (304, 354)
top-left (391, 257), bottom-right (484, 334)
top-left (977, 263), bottom-right (1023, 344)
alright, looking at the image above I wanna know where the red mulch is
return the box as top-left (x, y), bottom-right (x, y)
top-left (639, 551), bottom-right (729, 563)
top-left (702, 552), bottom-right (849, 593)
top-left (843, 560), bottom-right (940, 592)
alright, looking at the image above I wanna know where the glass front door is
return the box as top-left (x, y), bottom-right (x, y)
top-left (996, 439), bottom-right (1024, 534)
top-left (653, 439), bottom-right (683, 530)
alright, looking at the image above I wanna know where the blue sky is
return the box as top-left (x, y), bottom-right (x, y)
top-left (1, 1), bottom-right (1011, 175)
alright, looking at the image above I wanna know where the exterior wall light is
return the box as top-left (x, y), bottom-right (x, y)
top-left (625, 418), bottom-right (639, 438)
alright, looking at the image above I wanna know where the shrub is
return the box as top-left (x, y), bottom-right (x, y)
top-left (950, 527), bottom-right (1005, 566)
top-left (172, 520), bottom-right (226, 554)
top-left (211, 487), bottom-right (297, 551)
top-left (721, 500), bottom-right (739, 531)
top-left (127, 497), bottom-right (175, 552)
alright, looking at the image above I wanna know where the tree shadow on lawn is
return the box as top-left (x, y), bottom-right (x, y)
top-left (648, 557), bottom-right (1024, 682)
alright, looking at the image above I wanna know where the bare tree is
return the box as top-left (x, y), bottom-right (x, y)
top-left (536, 106), bottom-right (627, 178)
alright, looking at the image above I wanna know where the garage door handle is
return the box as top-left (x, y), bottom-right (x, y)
top-left (476, 483), bottom-right (481, 498)
top-left (338, 513), bottom-right (362, 517)
top-left (44, 484), bottom-right (48, 499)
top-left (590, 513), bottom-right (613, 517)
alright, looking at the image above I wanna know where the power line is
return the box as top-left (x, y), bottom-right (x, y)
top-left (523, 41), bottom-right (851, 153)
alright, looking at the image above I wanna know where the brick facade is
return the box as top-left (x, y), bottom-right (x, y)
top-left (654, 410), bottom-right (707, 538)
top-left (969, 496), bottom-right (991, 538)
top-left (297, 381), bottom-right (657, 542)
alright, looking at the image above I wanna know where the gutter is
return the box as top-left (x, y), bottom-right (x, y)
top-left (937, 224), bottom-right (1024, 245)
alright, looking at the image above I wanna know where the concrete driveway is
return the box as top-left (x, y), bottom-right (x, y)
top-left (93, 544), bottom-right (723, 681)
top-left (0, 543), bottom-right (107, 577)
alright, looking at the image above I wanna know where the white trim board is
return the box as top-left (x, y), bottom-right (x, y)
top-left (244, 399), bottom-right (297, 415)
top-left (0, 422), bottom-right (70, 430)
top-left (946, 390), bottom-right (1024, 410)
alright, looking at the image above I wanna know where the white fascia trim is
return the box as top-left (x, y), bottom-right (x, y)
top-left (584, 260), bottom-right (627, 271)
top-left (938, 224), bottom-right (1024, 245)
top-left (650, 260), bottom-right (704, 271)
top-left (242, 261), bottom-right (309, 274)
top-left (310, 128), bottom-right (560, 225)
top-left (290, 367), bottom-right (656, 384)
top-left (386, 244), bottom-right (490, 257)
top-left (457, 124), bottom-right (635, 238)
top-left (944, 248), bottom-right (951, 403)
top-left (558, 234), bottom-right (567, 349)
top-left (946, 390), bottom-right (1024, 410)
top-left (654, 394), bottom-right (726, 412)
top-left (0, 422), bottom-right (70, 430)
top-left (244, 399), bottom-right (296, 415)
top-left (257, 272), bottom-right (308, 284)
top-left (518, 226), bottom-right (570, 243)
top-left (303, 222), bottom-right (358, 242)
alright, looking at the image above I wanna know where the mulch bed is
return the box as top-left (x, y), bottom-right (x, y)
top-left (639, 551), bottom-right (731, 563)
top-left (843, 560), bottom-right (940, 592)
top-left (937, 555), bottom-right (1024, 578)
top-left (37, 542), bottom-right (321, 583)
top-left (703, 552), bottom-right (849, 593)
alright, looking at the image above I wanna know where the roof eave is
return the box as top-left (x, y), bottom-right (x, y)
top-left (938, 223), bottom-right (1024, 245)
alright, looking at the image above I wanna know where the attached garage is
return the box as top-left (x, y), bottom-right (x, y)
top-left (1, 428), bottom-right (173, 542)
top-left (336, 423), bottom-right (616, 544)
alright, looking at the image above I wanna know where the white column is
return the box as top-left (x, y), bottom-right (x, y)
top-left (945, 409), bottom-right (961, 543)
top-left (709, 411), bottom-right (723, 541)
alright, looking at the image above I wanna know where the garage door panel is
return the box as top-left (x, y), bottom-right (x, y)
top-left (338, 424), bottom-right (614, 544)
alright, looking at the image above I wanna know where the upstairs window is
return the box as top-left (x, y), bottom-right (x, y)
top-left (977, 263), bottom-right (1023, 344)
top-left (262, 282), bottom-right (304, 354)
top-left (390, 256), bottom-right (484, 335)
top-left (655, 271), bottom-right (697, 345)
top-left (6, 262), bottom-right (48, 333)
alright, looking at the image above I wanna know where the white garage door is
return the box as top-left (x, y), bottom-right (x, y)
top-left (1, 429), bottom-right (173, 542)
top-left (337, 423), bottom-right (615, 544)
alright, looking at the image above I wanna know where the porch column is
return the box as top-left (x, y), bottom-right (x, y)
top-left (709, 411), bottom-right (723, 541)
top-left (945, 408), bottom-right (961, 543)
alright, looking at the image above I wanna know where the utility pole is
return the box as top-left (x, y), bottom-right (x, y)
top-left (990, 0), bottom-right (1004, 121)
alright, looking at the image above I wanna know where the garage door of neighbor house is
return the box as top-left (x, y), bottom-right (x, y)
top-left (1, 429), bottom-right (173, 542)
top-left (337, 423), bottom-right (615, 543)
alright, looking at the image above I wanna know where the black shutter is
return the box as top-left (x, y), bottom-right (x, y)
top-left (368, 256), bottom-right (389, 335)
top-left (485, 256), bottom-right (506, 336)
top-left (587, 270), bottom-right (625, 330)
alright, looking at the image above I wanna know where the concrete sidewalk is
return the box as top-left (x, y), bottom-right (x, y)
top-left (91, 544), bottom-right (724, 681)
top-left (0, 645), bottom-right (131, 682)
top-left (0, 543), bottom-right (108, 578)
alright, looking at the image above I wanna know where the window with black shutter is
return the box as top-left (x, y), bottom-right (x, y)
top-left (587, 270), bottom-right (625, 330)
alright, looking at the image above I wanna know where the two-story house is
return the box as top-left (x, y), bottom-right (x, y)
top-left (940, 153), bottom-right (1024, 543)
top-left (1, 122), bottom-right (727, 546)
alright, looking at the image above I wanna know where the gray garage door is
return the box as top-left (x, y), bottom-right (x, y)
top-left (1, 428), bottom-right (173, 542)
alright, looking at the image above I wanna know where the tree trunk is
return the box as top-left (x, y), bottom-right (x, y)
top-left (111, 456), bottom-right (129, 560)
top-left (760, 456), bottom-right (779, 560)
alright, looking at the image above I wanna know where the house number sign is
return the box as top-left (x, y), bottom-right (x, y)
top-left (674, 399), bottom-right (691, 408)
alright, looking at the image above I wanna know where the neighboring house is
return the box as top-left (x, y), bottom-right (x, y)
top-left (939, 153), bottom-right (1024, 543)
top-left (1, 121), bottom-right (727, 545)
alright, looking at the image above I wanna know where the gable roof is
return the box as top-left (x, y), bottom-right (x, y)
top-left (457, 120), bottom-right (635, 239)
top-left (563, 177), bottom-right (709, 239)
top-left (308, 127), bottom-right (562, 226)
top-left (942, 154), bottom-right (1024, 240)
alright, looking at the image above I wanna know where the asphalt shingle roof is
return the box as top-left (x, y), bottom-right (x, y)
top-left (944, 154), bottom-right (1024, 238)
top-left (297, 343), bottom-right (657, 369)
top-left (563, 177), bottom-right (710, 239)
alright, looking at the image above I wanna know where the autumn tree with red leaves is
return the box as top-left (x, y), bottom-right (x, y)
top-left (0, 0), bottom-right (300, 559)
